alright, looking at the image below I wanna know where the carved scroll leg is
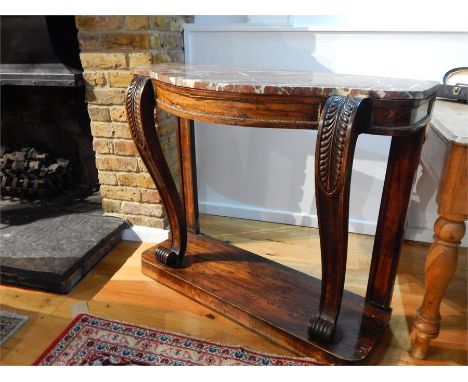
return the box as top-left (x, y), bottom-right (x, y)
top-left (410, 216), bottom-right (465, 359)
top-left (308, 95), bottom-right (370, 343)
top-left (125, 76), bottom-right (187, 266)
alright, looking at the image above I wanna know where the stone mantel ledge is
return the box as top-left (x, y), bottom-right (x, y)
top-left (134, 63), bottom-right (440, 100)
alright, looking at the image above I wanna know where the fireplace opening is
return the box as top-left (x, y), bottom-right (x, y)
top-left (0, 16), bottom-right (126, 294)
top-left (1, 85), bottom-right (98, 199)
top-left (1, 15), bottom-right (98, 201)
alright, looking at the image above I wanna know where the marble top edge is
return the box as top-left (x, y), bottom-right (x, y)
top-left (133, 63), bottom-right (440, 100)
top-left (430, 100), bottom-right (468, 145)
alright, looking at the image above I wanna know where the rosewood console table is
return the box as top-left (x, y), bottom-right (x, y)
top-left (125, 64), bottom-right (439, 365)
top-left (410, 100), bottom-right (467, 359)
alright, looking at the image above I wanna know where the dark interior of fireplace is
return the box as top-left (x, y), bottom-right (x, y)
top-left (1, 15), bottom-right (98, 199)
top-left (0, 16), bottom-right (125, 294)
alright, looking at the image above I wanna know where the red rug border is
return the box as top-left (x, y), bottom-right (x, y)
top-left (32, 313), bottom-right (320, 366)
top-left (32, 313), bottom-right (86, 365)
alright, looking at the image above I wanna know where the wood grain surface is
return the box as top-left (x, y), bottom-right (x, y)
top-left (0, 215), bottom-right (466, 365)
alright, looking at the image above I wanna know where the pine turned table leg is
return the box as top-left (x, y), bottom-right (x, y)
top-left (410, 216), bottom-right (465, 359)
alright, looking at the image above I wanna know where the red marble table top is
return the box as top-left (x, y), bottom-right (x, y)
top-left (134, 64), bottom-right (440, 100)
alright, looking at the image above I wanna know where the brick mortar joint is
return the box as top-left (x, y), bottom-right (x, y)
top-left (100, 175), bottom-right (152, 179)
top-left (81, 45), bottom-right (180, 53)
top-left (79, 30), bottom-right (184, 35)
top-left (94, 137), bottom-right (136, 141)
top-left (100, 184), bottom-right (153, 190)
top-left (80, 48), bottom-right (184, 54)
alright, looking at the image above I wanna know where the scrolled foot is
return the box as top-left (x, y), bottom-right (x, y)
top-left (308, 316), bottom-right (336, 343)
top-left (155, 246), bottom-right (179, 267)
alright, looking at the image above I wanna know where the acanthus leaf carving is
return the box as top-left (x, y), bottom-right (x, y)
top-left (317, 96), bottom-right (360, 195)
top-left (125, 76), bottom-right (150, 150)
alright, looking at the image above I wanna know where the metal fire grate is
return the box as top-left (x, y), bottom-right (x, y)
top-left (0, 146), bottom-right (74, 198)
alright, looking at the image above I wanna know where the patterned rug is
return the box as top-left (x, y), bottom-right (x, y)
top-left (0, 310), bottom-right (28, 345)
top-left (34, 313), bottom-right (318, 366)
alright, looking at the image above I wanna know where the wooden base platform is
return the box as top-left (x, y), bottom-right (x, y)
top-left (142, 233), bottom-right (391, 365)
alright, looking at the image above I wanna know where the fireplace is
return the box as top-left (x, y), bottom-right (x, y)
top-left (0, 15), bottom-right (98, 198)
top-left (0, 16), bottom-right (126, 293)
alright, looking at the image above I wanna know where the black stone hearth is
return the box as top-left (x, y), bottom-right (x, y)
top-left (0, 193), bottom-right (128, 293)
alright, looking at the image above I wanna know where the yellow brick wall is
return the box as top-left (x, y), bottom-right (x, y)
top-left (76, 16), bottom-right (193, 228)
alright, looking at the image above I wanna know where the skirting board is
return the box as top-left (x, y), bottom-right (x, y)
top-left (199, 201), bottom-right (379, 236)
top-left (122, 225), bottom-right (168, 244)
top-left (199, 201), bottom-right (468, 247)
top-left (121, 211), bottom-right (468, 248)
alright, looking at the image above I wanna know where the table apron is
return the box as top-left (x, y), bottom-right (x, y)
top-left (153, 80), bottom-right (434, 136)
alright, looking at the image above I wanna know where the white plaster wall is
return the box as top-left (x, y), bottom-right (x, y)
top-left (184, 21), bottom-right (468, 246)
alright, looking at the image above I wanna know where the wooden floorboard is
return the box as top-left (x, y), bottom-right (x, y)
top-left (1, 214), bottom-right (466, 365)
